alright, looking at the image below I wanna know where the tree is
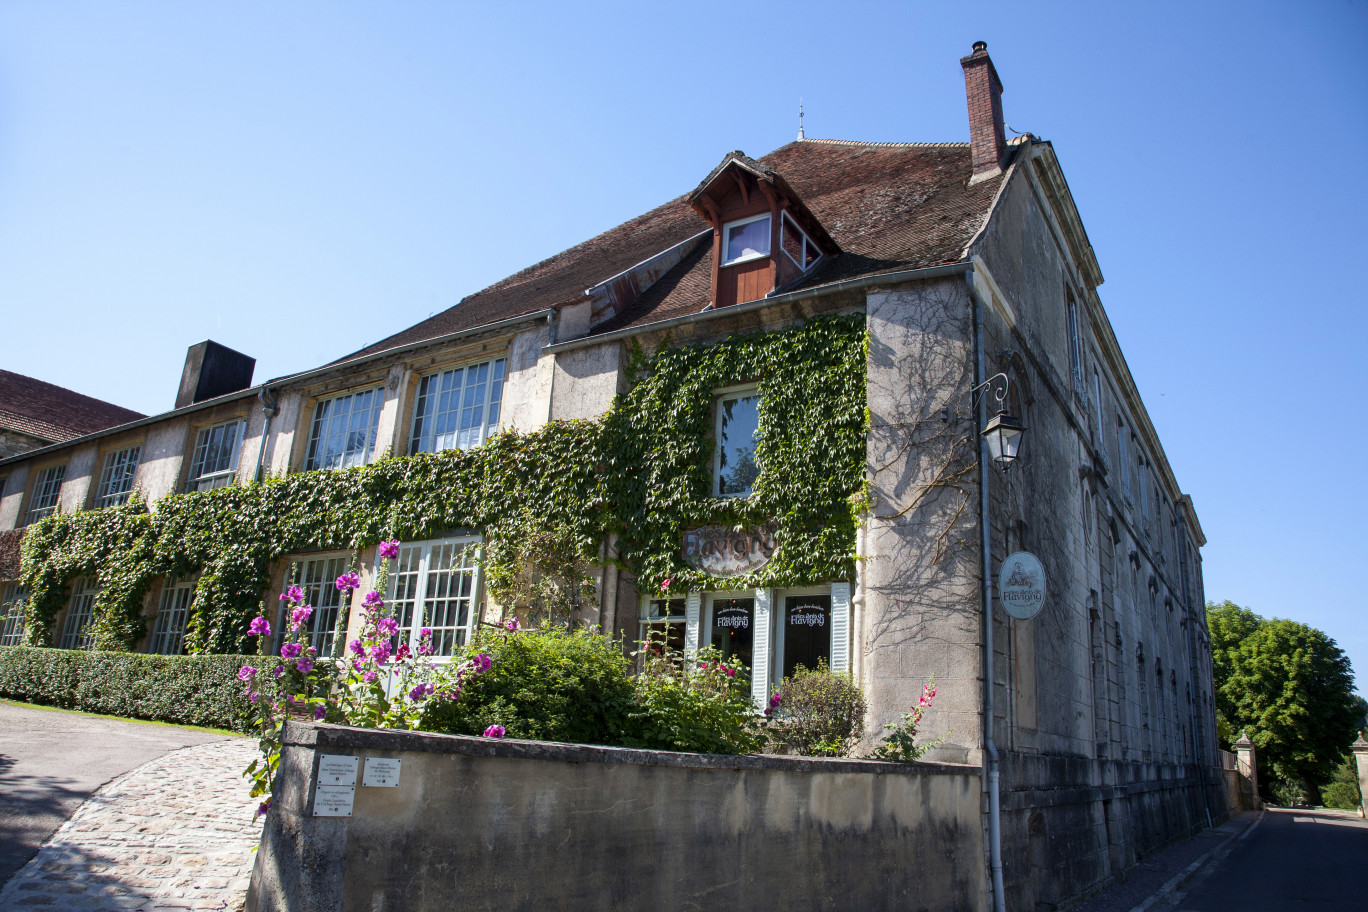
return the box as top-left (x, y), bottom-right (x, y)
top-left (1207, 601), bottom-right (1359, 804)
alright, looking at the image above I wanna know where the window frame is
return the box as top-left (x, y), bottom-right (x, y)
top-left (186, 419), bottom-right (246, 492)
top-left (384, 534), bottom-right (484, 660)
top-left (637, 595), bottom-right (688, 665)
top-left (305, 386), bottom-right (385, 472)
top-left (59, 577), bottom-right (99, 650)
top-left (779, 211), bottom-right (823, 272)
top-left (149, 579), bottom-right (195, 655)
top-left (95, 444), bottom-right (143, 508)
top-left (720, 214), bottom-right (772, 267)
top-left (0, 583), bottom-right (29, 646)
top-left (26, 464), bottom-right (66, 524)
top-left (408, 358), bottom-right (508, 456)
top-left (283, 552), bottom-right (353, 655)
top-left (712, 385), bottom-right (761, 499)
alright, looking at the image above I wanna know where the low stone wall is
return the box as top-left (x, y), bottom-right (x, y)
top-left (247, 723), bottom-right (987, 912)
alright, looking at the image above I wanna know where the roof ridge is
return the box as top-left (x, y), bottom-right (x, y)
top-left (798, 138), bottom-right (970, 148)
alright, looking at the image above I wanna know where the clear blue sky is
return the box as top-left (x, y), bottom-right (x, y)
top-left (2, 2), bottom-right (1365, 690)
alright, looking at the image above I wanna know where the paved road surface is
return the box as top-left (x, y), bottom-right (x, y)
top-left (0, 700), bottom-right (230, 885)
top-left (1175, 807), bottom-right (1368, 911)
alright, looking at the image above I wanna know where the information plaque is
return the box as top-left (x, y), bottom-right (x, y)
top-left (313, 784), bottom-right (356, 817)
top-left (363, 757), bottom-right (402, 788)
top-left (317, 754), bottom-right (359, 786)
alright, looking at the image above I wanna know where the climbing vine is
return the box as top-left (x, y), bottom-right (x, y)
top-left (19, 314), bottom-right (867, 654)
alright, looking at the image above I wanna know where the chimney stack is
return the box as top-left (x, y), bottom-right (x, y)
top-left (961, 41), bottom-right (1007, 182)
top-left (176, 340), bottom-right (256, 409)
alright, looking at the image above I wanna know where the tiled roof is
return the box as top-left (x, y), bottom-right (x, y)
top-left (347, 138), bottom-right (1007, 355)
top-left (0, 370), bottom-right (146, 444)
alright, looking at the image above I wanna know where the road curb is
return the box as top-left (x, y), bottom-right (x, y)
top-left (1125, 811), bottom-right (1264, 912)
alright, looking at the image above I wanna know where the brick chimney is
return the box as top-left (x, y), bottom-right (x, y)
top-left (961, 41), bottom-right (1006, 182)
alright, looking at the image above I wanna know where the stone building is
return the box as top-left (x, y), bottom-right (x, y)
top-left (0, 44), bottom-right (1223, 909)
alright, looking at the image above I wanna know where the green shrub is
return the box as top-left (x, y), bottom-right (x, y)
top-left (1322, 757), bottom-right (1362, 810)
top-left (769, 661), bottom-right (866, 757)
top-left (0, 645), bottom-right (276, 732)
top-left (621, 643), bottom-right (764, 755)
top-left (420, 626), bottom-right (636, 744)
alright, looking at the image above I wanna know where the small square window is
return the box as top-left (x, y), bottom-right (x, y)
top-left (722, 215), bottom-right (771, 266)
top-left (714, 390), bottom-right (760, 497)
top-left (96, 445), bottom-right (142, 508)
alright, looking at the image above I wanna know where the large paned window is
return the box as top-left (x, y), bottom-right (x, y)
top-left (286, 555), bottom-right (349, 654)
top-left (187, 420), bottom-right (245, 491)
top-left (59, 578), bottom-right (99, 650)
top-left (409, 360), bottom-right (507, 455)
top-left (639, 597), bottom-right (687, 655)
top-left (1066, 293), bottom-right (1084, 395)
top-left (150, 581), bottom-right (194, 655)
top-left (0, 584), bottom-right (28, 646)
top-left (722, 214), bottom-right (770, 265)
top-left (95, 445), bottom-right (142, 508)
top-left (386, 537), bottom-right (482, 658)
top-left (714, 390), bottom-right (760, 497)
top-left (306, 388), bottom-right (384, 471)
top-left (27, 465), bottom-right (65, 524)
top-left (1117, 420), bottom-right (1131, 503)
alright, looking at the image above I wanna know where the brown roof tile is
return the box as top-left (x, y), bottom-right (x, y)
top-left (347, 138), bottom-right (1005, 355)
top-left (0, 370), bottom-right (146, 444)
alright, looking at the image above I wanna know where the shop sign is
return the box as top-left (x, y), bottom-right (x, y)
top-left (714, 605), bottom-right (751, 629)
top-left (682, 523), bottom-right (777, 577)
top-left (788, 602), bottom-right (827, 627)
top-left (999, 551), bottom-right (1047, 620)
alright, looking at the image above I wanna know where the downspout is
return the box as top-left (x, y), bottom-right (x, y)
top-left (254, 388), bottom-right (279, 483)
top-left (968, 268), bottom-right (1007, 912)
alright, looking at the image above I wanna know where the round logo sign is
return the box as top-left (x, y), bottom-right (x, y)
top-left (998, 551), bottom-right (1046, 620)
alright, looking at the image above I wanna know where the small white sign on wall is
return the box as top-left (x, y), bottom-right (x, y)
top-left (363, 757), bottom-right (402, 787)
top-left (313, 784), bottom-right (356, 817)
top-left (998, 551), bottom-right (1047, 621)
top-left (317, 754), bottom-right (359, 786)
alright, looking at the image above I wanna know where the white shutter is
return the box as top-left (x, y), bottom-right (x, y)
top-left (684, 592), bottom-right (701, 659)
top-left (750, 589), bottom-right (772, 709)
top-left (830, 582), bottom-right (851, 673)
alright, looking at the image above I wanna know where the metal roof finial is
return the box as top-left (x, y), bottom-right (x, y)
top-left (798, 98), bottom-right (806, 141)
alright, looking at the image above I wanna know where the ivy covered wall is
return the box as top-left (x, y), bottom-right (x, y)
top-left (18, 314), bottom-right (867, 654)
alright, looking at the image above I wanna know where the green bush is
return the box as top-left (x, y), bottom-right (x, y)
top-left (420, 627), bottom-right (636, 744)
top-left (621, 643), bottom-right (764, 755)
top-left (1322, 757), bottom-right (1363, 811)
top-left (769, 661), bottom-right (866, 757)
top-left (0, 645), bottom-right (276, 732)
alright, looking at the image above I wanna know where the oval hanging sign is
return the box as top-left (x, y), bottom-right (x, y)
top-left (681, 524), bottom-right (777, 577)
top-left (998, 551), bottom-right (1046, 620)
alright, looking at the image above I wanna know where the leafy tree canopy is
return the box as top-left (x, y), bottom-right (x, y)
top-left (1208, 600), bottom-right (1360, 797)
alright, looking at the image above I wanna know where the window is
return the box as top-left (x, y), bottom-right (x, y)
top-left (187, 420), bottom-right (245, 491)
top-left (386, 537), bottom-right (482, 657)
top-left (306, 388), bottom-right (384, 471)
top-left (1138, 460), bottom-right (1149, 529)
top-left (95, 445), bottom-right (142, 508)
top-left (285, 555), bottom-right (350, 655)
top-left (60, 578), bottom-right (99, 649)
top-left (0, 584), bottom-right (28, 646)
top-left (1116, 420), bottom-right (1131, 503)
top-left (722, 214), bottom-right (770, 266)
top-left (410, 359), bottom-right (507, 455)
top-left (714, 390), bottom-right (760, 497)
top-left (27, 465), bottom-right (66, 524)
top-left (779, 212), bottom-right (822, 271)
top-left (1066, 292), bottom-right (1084, 395)
top-left (150, 580), bottom-right (194, 655)
top-left (639, 597), bottom-right (687, 656)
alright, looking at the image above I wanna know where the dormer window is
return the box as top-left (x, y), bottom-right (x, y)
top-left (780, 212), bottom-right (822, 271)
top-left (723, 215), bottom-right (771, 266)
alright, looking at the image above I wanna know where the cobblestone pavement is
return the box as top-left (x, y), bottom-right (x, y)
top-left (0, 738), bottom-right (262, 911)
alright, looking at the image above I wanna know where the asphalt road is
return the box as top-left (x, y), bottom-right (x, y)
top-left (1176, 807), bottom-right (1368, 910)
top-left (0, 700), bottom-right (232, 886)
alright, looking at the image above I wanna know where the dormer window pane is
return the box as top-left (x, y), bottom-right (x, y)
top-left (723, 215), bottom-right (770, 265)
top-left (780, 212), bottom-right (822, 271)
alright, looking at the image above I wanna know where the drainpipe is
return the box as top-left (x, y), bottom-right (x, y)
top-left (254, 388), bottom-right (279, 483)
top-left (968, 268), bottom-right (1007, 912)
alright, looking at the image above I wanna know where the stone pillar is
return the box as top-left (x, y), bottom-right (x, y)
top-left (1351, 735), bottom-right (1368, 818)
top-left (1235, 731), bottom-right (1260, 810)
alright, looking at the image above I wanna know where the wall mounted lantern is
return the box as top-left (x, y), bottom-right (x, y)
top-left (971, 372), bottom-right (1027, 471)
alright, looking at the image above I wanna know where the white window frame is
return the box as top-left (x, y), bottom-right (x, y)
top-left (149, 579), bottom-right (195, 655)
top-left (721, 213), bottom-right (771, 267)
top-left (1, 583), bottom-right (29, 646)
top-left (95, 445), bottom-right (142, 508)
top-left (713, 385), bottom-right (761, 498)
top-left (385, 535), bottom-right (483, 659)
top-left (637, 595), bottom-right (688, 661)
top-left (409, 358), bottom-right (508, 455)
top-left (27, 464), bottom-right (66, 524)
top-left (283, 553), bottom-right (352, 655)
top-left (305, 387), bottom-right (385, 472)
top-left (778, 211), bottom-right (823, 272)
top-left (771, 585), bottom-right (834, 688)
top-left (60, 578), bottom-right (99, 650)
top-left (186, 420), bottom-right (246, 492)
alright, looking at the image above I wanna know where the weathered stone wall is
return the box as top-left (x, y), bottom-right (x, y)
top-left (247, 723), bottom-right (987, 912)
top-left (0, 428), bottom-right (52, 459)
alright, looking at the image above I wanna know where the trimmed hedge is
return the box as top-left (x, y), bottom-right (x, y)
top-left (0, 646), bottom-right (277, 733)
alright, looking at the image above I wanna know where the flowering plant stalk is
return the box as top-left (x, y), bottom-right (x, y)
top-left (869, 677), bottom-right (946, 763)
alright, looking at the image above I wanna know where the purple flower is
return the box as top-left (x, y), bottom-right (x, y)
top-left (370, 641), bottom-right (391, 664)
top-left (313, 705), bottom-right (326, 721)
top-left (483, 724), bottom-right (506, 739)
top-left (248, 617), bottom-right (271, 637)
top-left (363, 670), bottom-right (378, 683)
top-left (273, 665), bottom-right (285, 679)
top-left (238, 665), bottom-right (257, 681)
top-left (280, 643), bottom-right (302, 659)
top-left (376, 617), bottom-right (399, 637)
top-left (248, 691), bottom-right (260, 703)
top-left (349, 638), bottom-right (365, 656)
top-left (378, 539), bottom-right (400, 560)
top-left (290, 605), bottom-right (313, 630)
top-left (335, 572), bottom-right (361, 592)
top-left (295, 657), bottom-right (315, 674)
top-left (257, 799), bottom-right (271, 818)
top-left (471, 653), bottom-right (492, 674)
top-left (503, 617), bottom-right (520, 632)
top-left (363, 590), bottom-right (385, 609)
top-left (409, 683), bottom-right (434, 701)
top-left (419, 627), bottom-right (432, 639)
top-left (396, 643), bottom-right (411, 660)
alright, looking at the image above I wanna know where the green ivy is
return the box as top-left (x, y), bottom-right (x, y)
top-left (18, 314), bottom-right (867, 654)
